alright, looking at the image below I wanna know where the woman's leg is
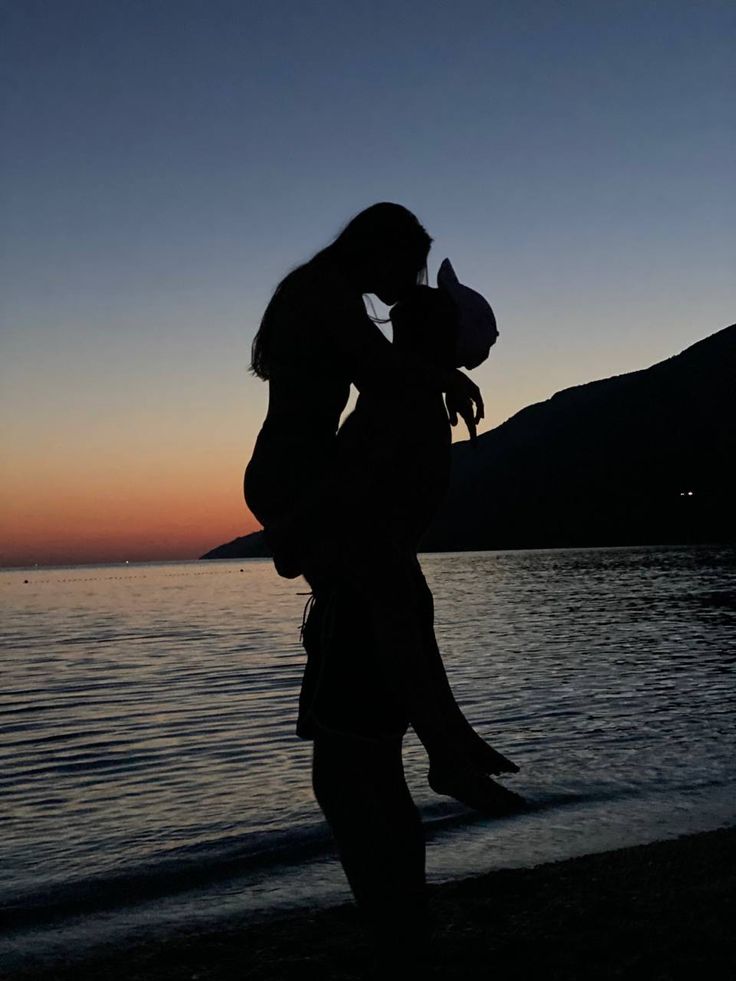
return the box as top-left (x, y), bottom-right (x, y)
top-left (312, 732), bottom-right (428, 952)
top-left (335, 541), bottom-right (518, 773)
top-left (411, 556), bottom-right (520, 775)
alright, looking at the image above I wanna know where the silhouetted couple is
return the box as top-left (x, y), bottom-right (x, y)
top-left (244, 203), bottom-right (522, 969)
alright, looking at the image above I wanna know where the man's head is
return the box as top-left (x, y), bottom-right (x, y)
top-left (390, 286), bottom-right (459, 368)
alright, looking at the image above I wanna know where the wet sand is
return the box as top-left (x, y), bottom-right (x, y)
top-left (10, 826), bottom-right (736, 980)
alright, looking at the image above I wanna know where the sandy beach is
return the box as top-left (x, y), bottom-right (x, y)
top-left (9, 825), bottom-right (735, 980)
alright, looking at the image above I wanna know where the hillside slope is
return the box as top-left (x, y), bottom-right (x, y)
top-left (202, 324), bottom-right (735, 559)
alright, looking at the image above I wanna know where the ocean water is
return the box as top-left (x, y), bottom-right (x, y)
top-left (2, 546), bottom-right (735, 970)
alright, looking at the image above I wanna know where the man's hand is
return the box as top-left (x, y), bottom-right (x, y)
top-left (445, 370), bottom-right (484, 441)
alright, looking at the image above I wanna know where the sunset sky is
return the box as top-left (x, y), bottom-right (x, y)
top-left (2, 0), bottom-right (734, 567)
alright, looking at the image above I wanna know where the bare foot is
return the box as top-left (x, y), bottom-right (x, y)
top-left (427, 714), bottom-right (520, 775)
top-left (458, 725), bottom-right (520, 775)
top-left (411, 706), bottom-right (519, 778)
top-left (428, 762), bottom-right (526, 815)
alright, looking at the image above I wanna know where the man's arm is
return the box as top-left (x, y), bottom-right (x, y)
top-left (325, 289), bottom-right (484, 439)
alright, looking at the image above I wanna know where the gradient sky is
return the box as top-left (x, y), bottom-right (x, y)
top-left (2, 0), bottom-right (734, 566)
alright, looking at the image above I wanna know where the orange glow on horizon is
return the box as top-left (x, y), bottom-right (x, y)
top-left (1, 457), bottom-right (261, 568)
top-left (4, 320), bottom-right (717, 568)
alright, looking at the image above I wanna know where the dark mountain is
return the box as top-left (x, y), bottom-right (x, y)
top-left (421, 322), bottom-right (735, 550)
top-left (201, 324), bottom-right (735, 560)
top-left (202, 529), bottom-right (270, 560)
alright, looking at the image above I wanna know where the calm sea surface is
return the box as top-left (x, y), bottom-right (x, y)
top-left (2, 546), bottom-right (735, 969)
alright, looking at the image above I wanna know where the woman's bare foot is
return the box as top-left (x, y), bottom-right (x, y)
top-left (425, 708), bottom-right (519, 775)
top-left (411, 701), bottom-right (519, 778)
top-left (455, 723), bottom-right (519, 775)
top-left (427, 762), bottom-right (526, 815)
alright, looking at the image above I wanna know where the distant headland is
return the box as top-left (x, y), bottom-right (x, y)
top-left (201, 323), bottom-right (736, 560)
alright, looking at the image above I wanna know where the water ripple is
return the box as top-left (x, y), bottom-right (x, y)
top-left (1, 546), bottom-right (735, 926)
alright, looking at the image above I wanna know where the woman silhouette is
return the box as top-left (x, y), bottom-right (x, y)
top-left (244, 204), bottom-right (520, 961)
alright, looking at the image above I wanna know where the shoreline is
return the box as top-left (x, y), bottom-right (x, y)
top-left (9, 825), bottom-right (736, 980)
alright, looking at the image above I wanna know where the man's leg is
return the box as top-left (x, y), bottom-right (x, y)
top-left (312, 732), bottom-right (428, 951)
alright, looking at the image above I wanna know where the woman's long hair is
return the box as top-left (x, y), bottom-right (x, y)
top-left (250, 203), bottom-right (432, 379)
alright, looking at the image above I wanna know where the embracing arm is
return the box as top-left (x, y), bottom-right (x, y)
top-left (325, 288), bottom-right (484, 439)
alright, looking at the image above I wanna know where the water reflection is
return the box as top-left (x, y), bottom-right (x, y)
top-left (1, 546), bottom-right (734, 918)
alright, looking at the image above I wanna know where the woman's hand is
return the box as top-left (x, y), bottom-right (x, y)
top-left (445, 370), bottom-right (484, 441)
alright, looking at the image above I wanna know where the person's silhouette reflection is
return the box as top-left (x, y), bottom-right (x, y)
top-left (244, 204), bottom-right (522, 963)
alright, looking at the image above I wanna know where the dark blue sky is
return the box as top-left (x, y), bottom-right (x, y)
top-left (2, 0), bottom-right (734, 562)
